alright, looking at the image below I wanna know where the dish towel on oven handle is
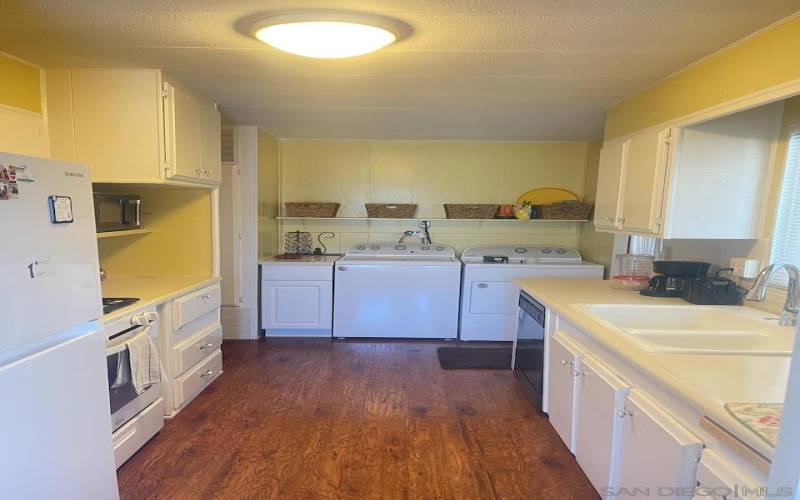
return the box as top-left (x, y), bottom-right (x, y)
top-left (124, 327), bottom-right (164, 395)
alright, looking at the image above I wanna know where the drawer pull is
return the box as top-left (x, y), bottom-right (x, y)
top-left (477, 283), bottom-right (488, 288)
top-left (199, 342), bottom-right (215, 350)
top-left (200, 370), bottom-right (214, 378)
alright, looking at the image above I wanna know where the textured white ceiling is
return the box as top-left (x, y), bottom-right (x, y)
top-left (0, 1), bottom-right (797, 140)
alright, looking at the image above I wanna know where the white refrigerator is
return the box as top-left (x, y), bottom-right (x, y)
top-left (0, 152), bottom-right (119, 499)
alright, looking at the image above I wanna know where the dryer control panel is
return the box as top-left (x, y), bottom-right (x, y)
top-left (345, 243), bottom-right (456, 258)
top-left (461, 245), bottom-right (583, 264)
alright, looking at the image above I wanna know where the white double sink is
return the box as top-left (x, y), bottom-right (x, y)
top-left (576, 304), bottom-right (796, 356)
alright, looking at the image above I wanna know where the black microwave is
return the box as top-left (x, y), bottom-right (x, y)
top-left (93, 193), bottom-right (141, 232)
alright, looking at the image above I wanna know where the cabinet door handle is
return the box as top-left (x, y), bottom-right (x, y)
top-left (200, 369), bottom-right (214, 378)
top-left (605, 216), bottom-right (614, 223)
top-left (201, 294), bottom-right (211, 300)
top-left (560, 360), bottom-right (574, 367)
top-left (199, 342), bottom-right (214, 350)
top-left (574, 370), bottom-right (587, 378)
top-left (616, 409), bottom-right (635, 418)
top-left (616, 216), bottom-right (626, 223)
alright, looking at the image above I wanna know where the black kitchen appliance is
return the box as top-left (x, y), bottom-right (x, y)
top-left (93, 193), bottom-right (141, 233)
top-left (640, 261), bottom-right (711, 297)
top-left (513, 291), bottom-right (545, 414)
top-left (682, 277), bottom-right (744, 305)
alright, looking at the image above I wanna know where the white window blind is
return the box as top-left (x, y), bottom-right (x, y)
top-left (770, 127), bottom-right (800, 288)
top-left (629, 235), bottom-right (658, 256)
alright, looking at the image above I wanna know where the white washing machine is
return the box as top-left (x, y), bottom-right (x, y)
top-left (460, 246), bottom-right (604, 341)
top-left (333, 243), bottom-right (461, 339)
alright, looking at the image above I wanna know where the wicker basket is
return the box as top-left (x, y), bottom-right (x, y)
top-left (285, 202), bottom-right (340, 218)
top-left (444, 204), bottom-right (499, 219)
top-left (365, 203), bottom-right (417, 218)
top-left (539, 202), bottom-right (593, 220)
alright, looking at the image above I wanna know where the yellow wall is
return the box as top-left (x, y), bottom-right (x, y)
top-left (98, 187), bottom-right (213, 278)
top-left (605, 15), bottom-right (800, 140)
top-left (277, 139), bottom-right (590, 254)
top-left (0, 51), bottom-right (41, 113)
top-left (257, 129), bottom-right (281, 255)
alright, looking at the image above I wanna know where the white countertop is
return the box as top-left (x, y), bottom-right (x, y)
top-left (513, 278), bottom-right (792, 459)
top-left (101, 275), bottom-right (220, 322)
top-left (259, 255), bottom-right (340, 265)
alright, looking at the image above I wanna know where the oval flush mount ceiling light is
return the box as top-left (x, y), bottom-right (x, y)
top-left (251, 11), bottom-right (409, 58)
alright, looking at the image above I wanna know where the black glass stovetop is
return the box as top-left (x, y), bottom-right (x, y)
top-left (102, 297), bottom-right (140, 315)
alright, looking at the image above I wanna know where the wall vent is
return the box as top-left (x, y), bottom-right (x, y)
top-left (221, 127), bottom-right (238, 164)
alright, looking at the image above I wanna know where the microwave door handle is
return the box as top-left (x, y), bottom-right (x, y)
top-left (122, 199), bottom-right (141, 226)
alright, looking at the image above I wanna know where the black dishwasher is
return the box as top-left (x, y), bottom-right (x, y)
top-left (513, 291), bottom-right (546, 414)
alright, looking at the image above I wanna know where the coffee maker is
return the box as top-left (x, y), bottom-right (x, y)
top-left (640, 261), bottom-right (711, 297)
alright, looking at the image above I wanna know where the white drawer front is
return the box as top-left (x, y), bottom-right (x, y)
top-left (261, 263), bottom-right (332, 281)
top-left (172, 309), bottom-right (219, 345)
top-left (174, 349), bottom-right (222, 409)
top-left (172, 284), bottom-right (221, 330)
top-left (172, 323), bottom-right (222, 377)
top-left (112, 398), bottom-right (164, 468)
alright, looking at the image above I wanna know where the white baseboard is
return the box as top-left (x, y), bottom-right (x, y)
top-left (221, 305), bottom-right (258, 339)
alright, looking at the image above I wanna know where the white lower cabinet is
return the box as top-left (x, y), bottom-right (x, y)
top-left (260, 261), bottom-right (335, 337)
top-left (616, 390), bottom-right (703, 499)
top-left (261, 281), bottom-right (332, 330)
top-left (695, 450), bottom-right (763, 500)
top-left (160, 283), bottom-right (223, 416)
top-left (547, 331), bottom-right (585, 453)
top-left (574, 354), bottom-right (630, 496)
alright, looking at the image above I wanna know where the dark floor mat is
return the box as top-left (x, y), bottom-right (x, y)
top-left (437, 346), bottom-right (512, 369)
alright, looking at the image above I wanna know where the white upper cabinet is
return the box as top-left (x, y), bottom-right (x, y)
top-left (163, 81), bottom-right (221, 184)
top-left (594, 139), bottom-right (629, 231)
top-left (594, 102), bottom-right (783, 239)
top-left (620, 128), bottom-right (671, 234)
top-left (46, 68), bottom-right (220, 185)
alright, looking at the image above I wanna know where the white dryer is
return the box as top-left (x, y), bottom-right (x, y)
top-left (333, 243), bottom-right (461, 339)
top-left (460, 246), bottom-right (603, 341)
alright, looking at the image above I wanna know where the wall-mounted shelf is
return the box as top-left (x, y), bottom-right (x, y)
top-left (274, 216), bottom-right (588, 223)
top-left (96, 228), bottom-right (152, 239)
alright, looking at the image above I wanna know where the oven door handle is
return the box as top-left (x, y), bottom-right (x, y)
top-left (107, 325), bottom-right (149, 355)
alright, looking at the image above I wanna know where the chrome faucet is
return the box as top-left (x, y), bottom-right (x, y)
top-left (744, 263), bottom-right (800, 327)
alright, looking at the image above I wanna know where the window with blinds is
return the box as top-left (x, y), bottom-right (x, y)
top-left (770, 127), bottom-right (800, 288)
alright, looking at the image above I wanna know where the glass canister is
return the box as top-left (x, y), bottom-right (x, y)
top-left (612, 253), bottom-right (654, 290)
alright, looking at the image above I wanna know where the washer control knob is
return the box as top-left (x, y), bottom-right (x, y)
top-left (370, 245), bottom-right (381, 250)
top-left (421, 245), bottom-right (430, 250)
top-left (395, 245), bottom-right (407, 251)
top-left (435, 246), bottom-right (445, 251)
top-left (514, 247), bottom-right (527, 253)
top-left (542, 248), bottom-right (552, 254)
top-left (556, 248), bottom-right (567, 254)
top-left (356, 245), bottom-right (367, 250)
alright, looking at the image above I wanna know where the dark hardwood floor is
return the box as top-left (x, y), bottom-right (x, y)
top-left (117, 339), bottom-right (599, 500)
